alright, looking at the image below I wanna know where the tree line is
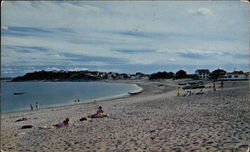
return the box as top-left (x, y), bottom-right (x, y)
top-left (11, 68), bottom-right (233, 81)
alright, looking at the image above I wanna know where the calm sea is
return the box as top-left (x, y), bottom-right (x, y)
top-left (1, 82), bottom-right (140, 112)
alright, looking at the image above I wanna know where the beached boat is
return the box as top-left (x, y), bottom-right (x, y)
top-left (128, 90), bottom-right (143, 95)
top-left (182, 84), bottom-right (205, 90)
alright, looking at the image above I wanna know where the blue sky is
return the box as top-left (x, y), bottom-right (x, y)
top-left (1, 1), bottom-right (249, 77)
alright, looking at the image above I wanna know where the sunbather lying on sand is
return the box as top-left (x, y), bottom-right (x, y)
top-left (15, 118), bottom-right (27, 122)
top-left (52, 118), bottom-right (69, 128)
top-left (80, 106), bottom-right (108, 121)
top-left (183, 91), bottom-right (192, 96)
top-left (196, 89), bottom-right (204, 95)
top-left (92, 106), bottom-right (108, 118)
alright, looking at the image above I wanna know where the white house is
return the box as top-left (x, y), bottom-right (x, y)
top-left (195, 69), bottom-right (210, 80)
top-left (218, 71), bottom-right (249, 81)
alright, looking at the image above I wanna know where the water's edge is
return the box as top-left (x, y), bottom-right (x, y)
top-left (1, 82), bottom-right (143, 114)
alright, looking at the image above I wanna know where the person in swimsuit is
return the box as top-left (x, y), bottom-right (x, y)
top-left (91, 106), bottom-right (104, 118)
top-left (52, 118), bottom-right (69, 128)
top-left (80, 106), bottom-right (108, 121)
top-left (91, 106), bottom-right (109, 118)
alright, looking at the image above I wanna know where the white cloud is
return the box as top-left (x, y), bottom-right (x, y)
top-left (1, 25), bottom-right (8, 30)
top-left (188, 8), bottom-right (212, 16)
top-left (64, 3), bottom-right (101, 12)
top-left (66, 67), bottom-right (88, 71)
top-left (168, 58), bottom-right (176, 62)
top-left (95, 68), bottom-right (121, 73)
top-left (45, 67), bottom-right (61, 71)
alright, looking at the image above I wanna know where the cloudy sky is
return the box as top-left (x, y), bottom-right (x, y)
top-left (1, 1), bottom-right (249, 77)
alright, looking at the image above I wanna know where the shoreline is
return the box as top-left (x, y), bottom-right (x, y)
top-left (1, 81), bottom-right (144, 115)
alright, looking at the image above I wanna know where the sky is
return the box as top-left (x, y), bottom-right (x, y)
top-left (1, 1), bottom-right (249, 77)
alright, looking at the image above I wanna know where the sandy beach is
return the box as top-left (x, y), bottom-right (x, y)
top-left (1, 80), bottom-right (249, 152)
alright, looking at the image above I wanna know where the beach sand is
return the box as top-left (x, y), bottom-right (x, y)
top-left (1, 80), bottom-right (249, 152)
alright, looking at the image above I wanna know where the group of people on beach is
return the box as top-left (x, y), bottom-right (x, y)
top-left (30, 102), bottom-right (39, 111)
top-left (25, 99), bottom-right (108, 129)
top-left (74, 98), bottom-right (80, 103)
top-left (51, 106), bottom-right (107, 128)
top-left (19, 106), bottom-right (108, 129)
top-left (213, 81), bottom-right (224, 91)
top-left (180, 89), bottom-right (204, 96)
top-left (177, 81), bottom-right (224, 97)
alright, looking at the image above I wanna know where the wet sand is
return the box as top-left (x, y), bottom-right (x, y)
top-left (1, 80), bottom-right (249, 152)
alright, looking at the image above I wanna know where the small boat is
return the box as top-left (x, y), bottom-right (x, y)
top-left (128, 90), bottom-right (143, 95)
top-left (13, 92), bottom-right (25, 95)
top-left (182, 84), bottom-right (205, 90)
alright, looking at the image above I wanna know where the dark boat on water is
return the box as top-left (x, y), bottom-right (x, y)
top-left (13, 92), bottom-right (25, 95)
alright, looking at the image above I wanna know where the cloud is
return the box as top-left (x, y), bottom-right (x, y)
top-left (4, 45), bottom-right (50, 53)
top-left (8, 26), bottom-right (51, 33)
top-left (2, 26), bottom-right (53, 38)
top-left (66, 67), bottom-right (89, 71)
top-left (168, 58), bottom-right (176, 62)
top-left (45, 67), bottom-right (61, 71)
top-left (112, 30), bottom-right (188, 40)
top-left (60, 53), bottom-right (128, 64)
top-left (114, 49), bottom-right (157, 54)
top-left (222, 51), bottom-right (249, 59)
top-left (177, 52), bottom-right (206, 59)
top-left (94, 68), bottom-right (121, 73)
top-left (2, 26), bottom-right (76, 38)
top-left (1, 25), bottom-right (8, 30)
top-left (188, 8), bottom-right (212, 16)
top-left (66, 2), bottom-right (101, 13)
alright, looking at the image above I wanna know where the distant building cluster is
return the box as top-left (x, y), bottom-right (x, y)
top-left (195, 69), bottom-right (249, 81)
top-left (218, 71), bottom-right (249, 81)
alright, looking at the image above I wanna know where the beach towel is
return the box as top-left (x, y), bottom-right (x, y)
top-left (196, 92), bottom-right (204, 95)
top-left (15, 118), bottom-right (27, 122)
top-left (91, 113), bottom-right (108, 118)
top-left (21, 125), bottom-right (33, 129)
top-left (80, 117), bottom-right (92, 121)
top-left (52, 123), bottom-right (69, 128)
top-left (38, 126), bottom-right (53, 129)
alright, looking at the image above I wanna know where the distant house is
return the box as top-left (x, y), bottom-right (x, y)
top-left (218, 71), bottom-right (249, 81)
top-left (107, 72), bottom-right (117, 79)
top-left (195, 69), bottom-right (210, 80)
top-left (116, 73), bottom-right (131, 79)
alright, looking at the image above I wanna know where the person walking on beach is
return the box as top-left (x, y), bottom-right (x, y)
top-left (35, 102), bottom-right (39, 110)
top-left (30, 104), bottom-right (33, 111)
top-left (213, 82), bottom-right (216, 91)
top-left (177, 87), bottom-right (181, 96)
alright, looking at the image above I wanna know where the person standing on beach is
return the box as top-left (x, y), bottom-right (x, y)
top-left (177, 87), bottom-right (181, 96)
top-left (30, 104), bottom-right (33, 111)
top-left (213, 82), bottom-right (216, 91)
top-left (35, 102), bottom-right (39, 110)
top-left (221, 81), bottom-right (224, 89)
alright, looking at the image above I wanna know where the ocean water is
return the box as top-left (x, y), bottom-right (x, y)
top-left (1, 82), bottom-right (140, 112)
